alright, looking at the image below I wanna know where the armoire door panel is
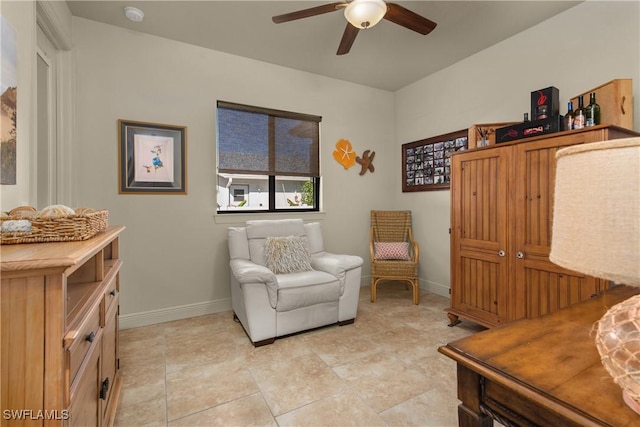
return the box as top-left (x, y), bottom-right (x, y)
top-left (524, 266), bottom-right (604, 318)
top-left (456, 255), bottom-right (506, 325)
top-left (451, 148), bottom-right (509, 326)
top-left (513, 136), bottom-right (603, 317)
top-left (514, 131), bottom-right (619, 256)
top-left (515, 142), bottom-right (561, 255)
top-left (458, 153), bottom-right (506, 246)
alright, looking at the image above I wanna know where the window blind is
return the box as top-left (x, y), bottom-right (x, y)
top-left (217, 101), bottom-right (320, 177)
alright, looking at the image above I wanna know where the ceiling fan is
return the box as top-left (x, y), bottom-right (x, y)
top-left (272, 0), bottom-right (437, 55)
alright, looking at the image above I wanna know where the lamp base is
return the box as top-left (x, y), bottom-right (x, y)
top-left (623, 390), bottom-right (640, 415)
top-left (595, 293), bottom-right (640, 416)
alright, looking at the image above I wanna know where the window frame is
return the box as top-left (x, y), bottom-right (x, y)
top-left (216, 101), bottom-right (321, 214)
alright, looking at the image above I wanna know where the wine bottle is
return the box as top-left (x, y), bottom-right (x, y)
top-left (585, 92), bottom-right (601, 127)
top-left (564, 101), bottom-right (574, 131)
top-left (573, 95), bottom-right (586, 129)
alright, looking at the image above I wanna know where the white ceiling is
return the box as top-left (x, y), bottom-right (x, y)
top-left (66, 0), bottom-right (582, 91)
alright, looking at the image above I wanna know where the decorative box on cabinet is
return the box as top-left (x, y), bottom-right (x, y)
top-left (570, 79), bottom-right (633, 130)
top-left (1, 226), bottom-right (125, 427)
top-left (447, 126), bottom-right (639, 327)
top-left (467, 122), bottom-right (519, 148)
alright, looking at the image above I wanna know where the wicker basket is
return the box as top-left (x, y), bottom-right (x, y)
top-left (0, 210), bottom-right (108, 244)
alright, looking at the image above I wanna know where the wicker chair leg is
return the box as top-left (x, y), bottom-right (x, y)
top-left (371, 277), bottom-right (377, 302)
top-left (412, 279), bottom-right (419, 305)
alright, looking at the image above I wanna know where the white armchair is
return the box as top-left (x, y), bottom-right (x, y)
top-left (228, 219), bottom-right (363, 346)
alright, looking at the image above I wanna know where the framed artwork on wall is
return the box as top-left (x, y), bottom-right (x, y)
top-left (118, 119), bottom-right (187, 194)
top-left (402, 129), bottom-right (468, 192)
top-left (1, 16), bottom-right (17, 185)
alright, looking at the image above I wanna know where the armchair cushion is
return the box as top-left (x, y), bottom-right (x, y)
top-left (276, 270), bottom-right (340, 311)
top-left (374, 241), bottom-right (410, 260)
top-left (264, 236), bottom-right (313, 274)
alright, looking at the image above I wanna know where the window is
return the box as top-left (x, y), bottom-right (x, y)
top-left (216, 101), bottom-right (321, 213)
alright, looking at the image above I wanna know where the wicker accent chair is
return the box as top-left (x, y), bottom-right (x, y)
top-left (369, 210), bottom-right (420, 304)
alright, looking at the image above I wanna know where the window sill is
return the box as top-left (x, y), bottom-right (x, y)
top-left (213, 211), bottom-right (327, 225)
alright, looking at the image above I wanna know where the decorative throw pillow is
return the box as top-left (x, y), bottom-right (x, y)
top-left (375, 242), bottom-right (410, 260)
top-left (264, 236), bottom-right (313, 274)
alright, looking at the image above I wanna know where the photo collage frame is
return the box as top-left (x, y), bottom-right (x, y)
top-left (402, 129), bottom-right (468, 192)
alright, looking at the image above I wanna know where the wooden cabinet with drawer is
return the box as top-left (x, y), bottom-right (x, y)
top-left (101, 290), bottom-right (119, 427)
top-left (66, 296), bottom-right (102, 391)
top-left (1, 226), bottom-right (125, 427)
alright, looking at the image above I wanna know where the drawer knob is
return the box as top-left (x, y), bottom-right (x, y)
top-left (85, 331), bottom-right (96, 343)
top-left (109, 289), bottom-right (117, 297)
top-left (100, 378), bottom-right (110, 400)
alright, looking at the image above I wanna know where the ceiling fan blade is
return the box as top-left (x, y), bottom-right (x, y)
top-left (337, 23), bottom-right (359, 55)
top-left (272, 2), bottom-right (346, 24)
top-left (384, 3), bottom-right (437, 35)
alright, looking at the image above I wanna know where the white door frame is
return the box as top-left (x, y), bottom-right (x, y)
top-left (35, 1), bottom-right (75, 207)
top-left (36, 25), bottom-right (57, 207)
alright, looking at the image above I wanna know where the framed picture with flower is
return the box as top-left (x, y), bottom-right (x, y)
top-left (118, 119), bottom-right (187, 194)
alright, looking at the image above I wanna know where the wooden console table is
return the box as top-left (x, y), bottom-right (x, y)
top-left (439, 285), bottom-right (640, 427)
top-left (1, 226), bottom-right (124, 426)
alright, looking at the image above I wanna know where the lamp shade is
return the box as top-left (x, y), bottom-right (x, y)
top-left (550, 137), bottom-right (640, 286)
top-left (344, 0), bottom-right (387, 29)
top-left (551, 136), bottom-right (640, 415)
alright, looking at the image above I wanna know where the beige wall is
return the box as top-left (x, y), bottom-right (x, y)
top-left (71, 17), bottom-right (396, 327)
top-left (395, 0), bottom-right (640, 296)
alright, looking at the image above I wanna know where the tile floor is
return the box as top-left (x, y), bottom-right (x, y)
top-left (114, 283), bottom-right (486, 427)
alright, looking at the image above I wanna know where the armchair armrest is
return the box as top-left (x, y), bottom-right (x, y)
top-left (311, 252), bottom-right (363, 274)
top-left (408, 228), bottom-right (419, 262)
top-left (369, 227), bottom-right (376, 261)
top-left (229, 259), bottom-right (278, 307)
top-left (311, 252), bottom-right (363, 293)
top-left (410, 241), bottom-right (419, 262)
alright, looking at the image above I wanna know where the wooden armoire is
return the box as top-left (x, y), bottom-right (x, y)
top-left (447, 125), bottom-right (639, 327)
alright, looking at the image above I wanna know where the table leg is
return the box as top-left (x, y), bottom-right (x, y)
top-left (456, 364), bottom-right (493, 427)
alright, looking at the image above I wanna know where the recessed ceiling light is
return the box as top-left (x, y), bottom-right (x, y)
top-left (124, 6), bottom-right (144, 23)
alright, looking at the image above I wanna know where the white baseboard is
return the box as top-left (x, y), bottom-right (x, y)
top-left (119, 298), bottom-right (232, 330)
top-left (121, 277), bottom-right (450, 330)
top-left (421, 279), bottom-right (450, 298)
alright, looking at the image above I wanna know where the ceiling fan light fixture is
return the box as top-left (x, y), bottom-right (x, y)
top-left (344, 0), bottom-right (387, 29)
